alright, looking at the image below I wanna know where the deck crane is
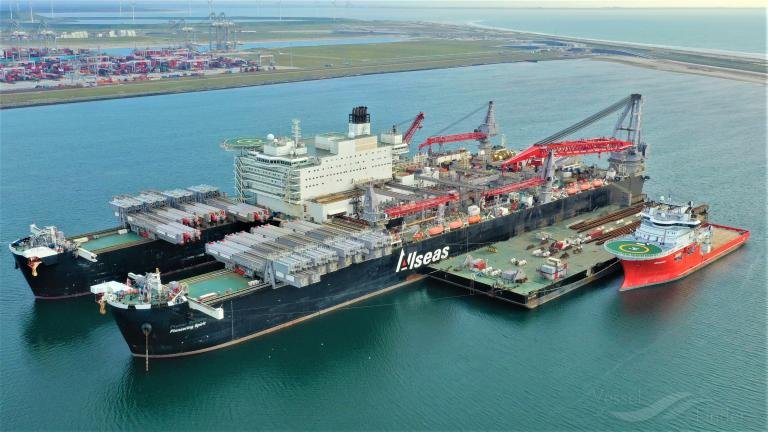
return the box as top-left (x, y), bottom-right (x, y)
top-left (389, 112), bottom-right (426, 148)
top-left (402, 112), bottom-right (425, 146)
top-left (418, 101), bottom-right (497, 153)
top-left (383, 192), bottom-right (460, 219)
top-left (497, 94), bottom-right (645, 203)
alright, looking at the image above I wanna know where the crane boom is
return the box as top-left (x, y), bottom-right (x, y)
top-left (417, 101), bottom-right (496, 152)
top-left (384, 193), bottom-right (459, 219)
top-left (482, 177), bottom-right (546, 198)
top-left (402, 112), bottom-right (425, 145)
top-left (533, 94), bottom-right (640, 145)
top-left (418, 131), bottom-right (487, 150)
top-left (499, 138), bottom-right (633, 170)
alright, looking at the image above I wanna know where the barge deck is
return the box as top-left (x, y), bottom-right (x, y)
top-left (426, 205), bottom-right (643, 309)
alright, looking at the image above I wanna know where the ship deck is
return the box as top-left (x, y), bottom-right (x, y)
top-left (710, 225), bottom-right (742, 249)
top-left (604, 239), bottom-right (664, 258)
top-left (181, 270), bottom-right (252, 300)
top-left (80, 231), bottom-right (147, 252)
top-left (427, 205), bottom-right (635, 308)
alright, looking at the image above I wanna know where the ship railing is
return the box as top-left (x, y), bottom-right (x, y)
top-left (611, 250), bottom-right (670, 260)
top-left (604, 243), bottom-right (673, 260)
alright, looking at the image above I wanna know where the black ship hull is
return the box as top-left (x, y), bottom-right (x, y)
top-left (11, 222), bottom-right (260, 300)
top-left (110, 176), bottom-right (644, 357)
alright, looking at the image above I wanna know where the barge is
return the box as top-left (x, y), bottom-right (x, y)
top-left (426, 204), bottom-right (645, 308)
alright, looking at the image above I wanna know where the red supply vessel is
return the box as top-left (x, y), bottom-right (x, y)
top-left (604, 199), bottom-right (749, 291)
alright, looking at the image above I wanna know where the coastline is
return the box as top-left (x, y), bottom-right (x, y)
top-left (0, 56), bottom-right (565, 110)
top-left (467, 21), bottom-right (767, 61)
top-left (1, 20), bottom-right (765, 109)
top-left (592, 56), bottom-right (766, 85)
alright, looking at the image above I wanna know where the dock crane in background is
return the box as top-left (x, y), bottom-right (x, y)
top-left (499, 93), bottom-right (646, 203)
top-left (418, 101), bottom-right (497, 154)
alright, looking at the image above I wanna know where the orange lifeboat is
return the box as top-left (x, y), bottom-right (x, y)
top-left (592, 179), bottom-right (604, 188)
top-left (566, 185), bottom-right (578, 195)
top-left (579, 181), bottom-right (592, 191)
top-left (468, 215), bottom-right (482, 224)
top-left (448, 219), bottom-right (464, 230)
top-left (412, 231), bottom-right (424, 241)
top-left (428, 225), bottom-right (444, 236)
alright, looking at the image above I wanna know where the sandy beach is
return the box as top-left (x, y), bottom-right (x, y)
top-left (593, 56), bottom-right (766, 85)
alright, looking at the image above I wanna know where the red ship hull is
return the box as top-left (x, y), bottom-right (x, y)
top-left (618, 224), bottom-right (750, 291)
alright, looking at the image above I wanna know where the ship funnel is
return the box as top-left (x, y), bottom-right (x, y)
top-left (349, 106), bottom-right (370, 124)
top-left (348, 106), bottom-right (371, 137)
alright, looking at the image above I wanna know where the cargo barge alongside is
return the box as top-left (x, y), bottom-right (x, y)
top-left (426, 203), bottom-right (646, 308)
top-left (86, 95), bottom-right (649, 358)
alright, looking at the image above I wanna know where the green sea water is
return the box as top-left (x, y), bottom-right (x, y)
top-left (1, 59), bottom-right (765, 430)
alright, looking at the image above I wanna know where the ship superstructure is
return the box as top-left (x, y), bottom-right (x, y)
top-left (604, 199), bottom-right (749, 290)
top-left (232, 107), bottom-right (396, 220)
top-left (92, 95), bottom-right (650, 358)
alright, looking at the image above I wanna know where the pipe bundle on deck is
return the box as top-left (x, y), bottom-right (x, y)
top-left (204, 220), bottom-right (392, 288)
top-left (109, 184), bottom-right (269, 245)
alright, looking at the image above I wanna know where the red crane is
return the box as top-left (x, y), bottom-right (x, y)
top-left (384, 193), bottom-right (459, 219)
top-left (402, 112), bottom-right (425, 145)
top-left (418, 131), bottom-right (487, 151)
top-left (499, 137), bottom-right (634, 171)
top-left (482, 177), bottom-right (546, 198)
top-left (418, 101), bottom-right (497, 152)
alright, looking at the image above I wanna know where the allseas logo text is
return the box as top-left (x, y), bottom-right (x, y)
top-left (395, 246), bottom-right (450, 272)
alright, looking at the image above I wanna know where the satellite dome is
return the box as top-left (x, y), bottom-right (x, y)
top-left (266, 133), bottom-right (275, 141)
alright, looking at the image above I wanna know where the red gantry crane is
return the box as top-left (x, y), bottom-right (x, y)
top-left (384, 192), bottom-right (460, 219)
top-left (499, 138), bottom-right (633, 171)
top-left (499, 94), bottom-right (644, 172)
top-left (418, 101), bottom-right (497, 152)
top-left (494, 94), bottom-right (644, 204)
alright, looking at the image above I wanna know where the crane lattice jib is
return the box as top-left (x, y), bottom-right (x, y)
top-left (418, 131), bottom-right (487, 151)
top-left (384, 194), bottom-right (459, 219)
top-left (402, 112), bottom-right (425, 145)
top-left (533, 94), bottom-right (639, 145)
top-left (499, 138), bottom-right (633, 170)
top-left (482, 177), bottom-right (546, 198)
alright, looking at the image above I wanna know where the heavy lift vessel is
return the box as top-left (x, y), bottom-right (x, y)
top-left (9, 186), bottom-right (270, 299)
top-left (91, 94), bottom-right (649, 358)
